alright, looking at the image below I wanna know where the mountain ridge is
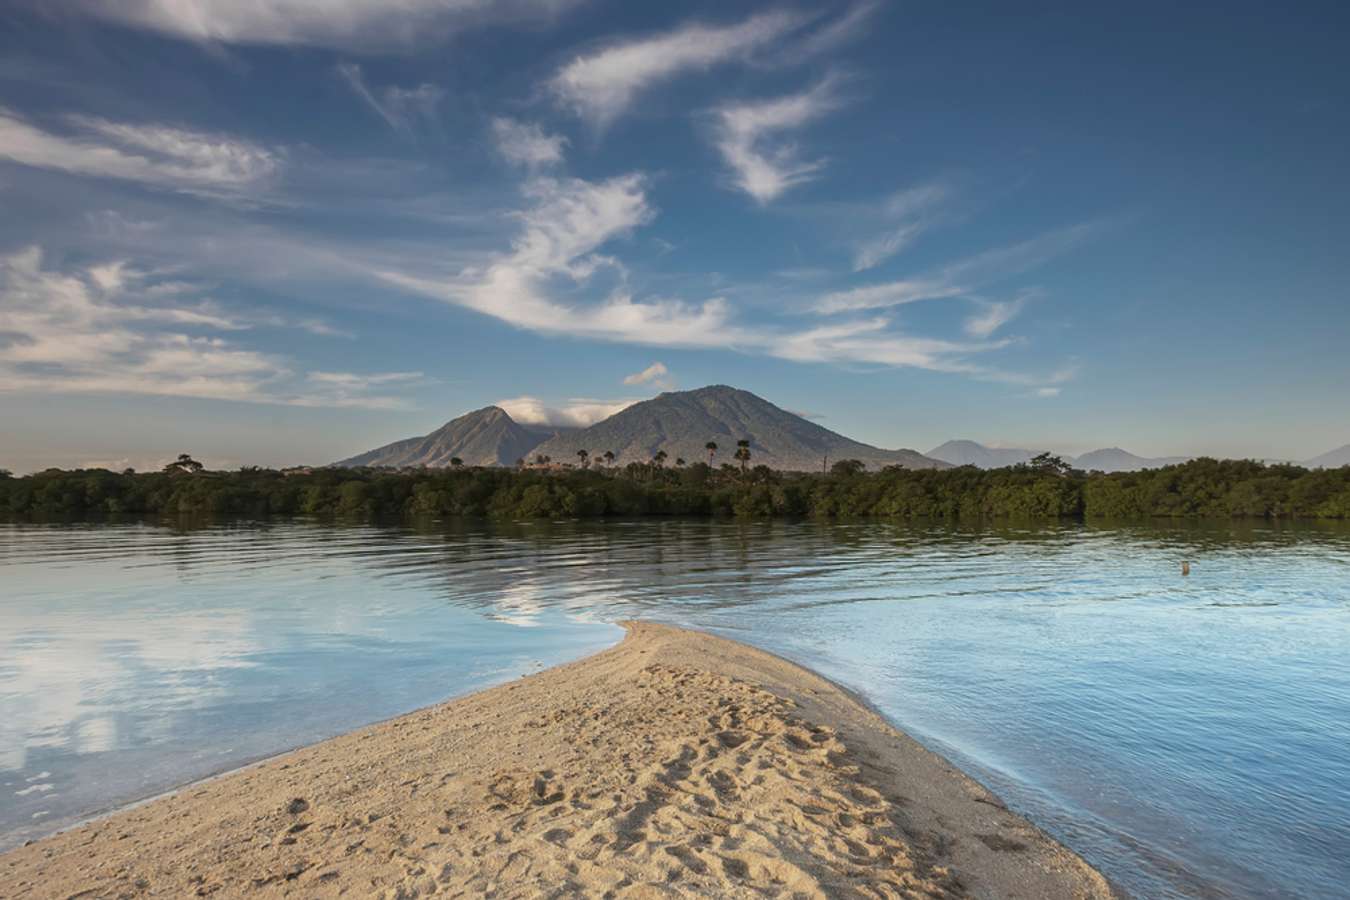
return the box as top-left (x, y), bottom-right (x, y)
top-left (334, 406), bottom-right (574, 468)
top-left (337, 385), bottom-right (947, 472)
top-left (526, 385), bottom-right (946, 471)
top-left (1305, 444), bottom-right (1350, 469)
top-left (925, 439), bottom-right (1212, 472)
top-left (926, 440), bottom-right (1047, 469)
top-left (1072, 447), bottom-right (1191, 473)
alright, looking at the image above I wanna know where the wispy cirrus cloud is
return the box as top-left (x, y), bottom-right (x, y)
top-left (770, 317), bottom-right (1001, 373)
top-left (490, 117), bottom-right (568, 169)
top-left (336, 64), bottom-right (443, 136)
top-left (820, 221), bottom-right (1101, 314)
top-left (296, 371), bottom-right (426, 407)
top-left (815, 278), bottom-right (963, 315)
top-left (0, 107), bottom-right (280, 200)
top-left (0, 246), bottom-right (419, 409)
top-left (549, 9), bottom-right (805, 127)
top-left (371, 170), bottom-right (1051, 385)
top-left (852, 181), bottom-right (951, 271)
top-left (964, 291), bottom-right (1035, 339)
top-left (377, 172), bottom-right (744, 347)
top-left (44, 0), bottom-right (589, 51)
top-left (711, 74), bottom-right (845, 204)
top-left (785, 0), bottom-right (882, 58)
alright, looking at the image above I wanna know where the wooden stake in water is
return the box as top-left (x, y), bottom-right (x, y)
top-left (1181, 561), bottom-right (1191, 576)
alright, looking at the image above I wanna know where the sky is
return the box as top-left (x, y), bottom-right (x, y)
top-left (1, 0), bottom-right (1347, 473)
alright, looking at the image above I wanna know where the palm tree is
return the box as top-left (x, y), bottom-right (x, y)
top-left (450, 457), bottom-right (464, 468)
top-left (576, 449), bottom-right (589, 469)
top-left (675, 458), bottom-right (686, 468)
top-left (705, 441), bottom-right (718, 465)
top-left (735, 439), bottom-right (751, 473)
top-left (653, 450), bottom-right (668, 468)
top-left (603, 450), bottom-right (615, 468)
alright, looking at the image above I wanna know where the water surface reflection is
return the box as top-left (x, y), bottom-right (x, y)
top-left (1, 518), bottom-right (1348, 899)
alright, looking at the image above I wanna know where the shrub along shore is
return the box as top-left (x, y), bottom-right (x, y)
top-left (3, 456), bottom-right (1349, 520)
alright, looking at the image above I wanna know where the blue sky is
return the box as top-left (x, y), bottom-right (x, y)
top-left (1, 0), bottom-right (1347, 472)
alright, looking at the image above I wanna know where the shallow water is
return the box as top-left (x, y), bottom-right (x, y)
top-left (1, 518), bottom-right (1348, 898)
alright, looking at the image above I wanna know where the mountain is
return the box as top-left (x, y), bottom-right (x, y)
top-left (926, 440), bottom-right (1048, 469)
top-left (1305, 444), bottom-right (1350, 468)
top-left (1073, 447), bottom-right (1190, 473)
top-left (334, 406), bottom-right (572, 468)
top-left (527, 385), bottom-right (947, 471)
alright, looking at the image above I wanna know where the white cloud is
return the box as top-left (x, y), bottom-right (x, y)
top-left (336, 64), bottom-right (443, 135)
top-left (490, 117), bottom-right (567, 169)
top-left (0, 108), bottom-right (280, 199)
top-left (622, 361), bottom-right (673, 389)
top-left (788, 0), bottom-right (882, 58)
top-left (377, 172), bottom-right (745, 348)
top-left (963, 293), bottom-right (1031, 339)
top-left (711, 75), bottom-right (844, 204)
top-left (1034, 387), bottom-right (1061, 397)
top-left (819, 222), bottom-right (1100, 314)
top-left (0, 246), bottom-right (416, 409)
top-left (852, 181), bottom-right (950, 271)
top-left (852, 223), bottom-right (924, 273)
top-left (306, 371), bottom-right (424, 387)
top-left (496, 395), bottom-right (635, 427)
top-left (293, 318), bottom-right (355, 339)
top-left (294, 371), bottom-right (427, 407)
top-left (51, 0), bottom-right (588, 51)
top-left (364, 168), bottom-right (1072, 392)
top-left (550, 9), bottom-right (804, 127)
top-left (817, 278), bottom-right (963, 315)
top-left (770, 317), bottom-right (993, 372)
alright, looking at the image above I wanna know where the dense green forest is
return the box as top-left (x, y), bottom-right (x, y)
top-left (2, 455), bottom-right (1348, 520)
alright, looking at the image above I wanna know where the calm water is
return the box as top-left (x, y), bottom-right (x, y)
top-left (1, 519), bottom-right (1348, 898)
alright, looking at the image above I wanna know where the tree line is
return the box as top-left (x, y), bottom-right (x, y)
top-left (541, 439), bottom-right (754, 472)
top-left (2, 455), bottom-right (1348, 520)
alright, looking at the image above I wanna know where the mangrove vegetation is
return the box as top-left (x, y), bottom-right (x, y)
top-left (2, 455), bottom-right (1349, 521)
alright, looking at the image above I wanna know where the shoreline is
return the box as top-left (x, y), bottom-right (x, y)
top-left (2, 622), bottom-right (1118, 898)
top-left (0, 624), bottom-right (629, 855)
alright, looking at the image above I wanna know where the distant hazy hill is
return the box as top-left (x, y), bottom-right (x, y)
top-left (1305, 444), bottom-right (1350, 468)
top-left (926, 440), bottom-right (1047, 468)
top-left (1073, 447), bottom-right (1190, 473)
top-left (335, 406), bottom-right (572, 468)
top-left (528, 385), bottom-right (946, 471)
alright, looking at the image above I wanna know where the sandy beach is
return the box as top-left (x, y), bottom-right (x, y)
top-left (1, 623), bottom-right (1115, 898)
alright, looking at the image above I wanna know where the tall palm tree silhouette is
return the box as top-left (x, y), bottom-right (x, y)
top-left (735, 439), bottom-right (751, 472)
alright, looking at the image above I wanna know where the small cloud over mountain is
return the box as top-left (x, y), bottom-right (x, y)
top-left (622, 362), bottom-right (674, 389)
top-left (496, 396), bottom-right (637, 427)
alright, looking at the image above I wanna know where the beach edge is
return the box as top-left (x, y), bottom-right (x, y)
top-left (2, 620), bottom-right (1121, 899)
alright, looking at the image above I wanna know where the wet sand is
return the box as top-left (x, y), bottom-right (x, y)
top-left (1, 622), bottom-right (1116, 898)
